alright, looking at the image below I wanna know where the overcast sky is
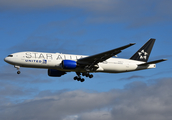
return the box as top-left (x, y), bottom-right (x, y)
top-left (0, 0), bottom-right (172, 120)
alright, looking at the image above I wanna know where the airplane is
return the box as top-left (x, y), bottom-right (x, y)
top-left (4, 38), bottom-right (167, 82)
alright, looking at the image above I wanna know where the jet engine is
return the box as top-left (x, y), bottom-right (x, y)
top-left (48, 69), bottom-right (66, 77)
top-left (62, 60), bottom-right (77, 69)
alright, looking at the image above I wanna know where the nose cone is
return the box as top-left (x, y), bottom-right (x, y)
top-left (4, 57), bottom-right (12, 64)
top-left (4, 54), bottom-right (16, 65)
top-left (4, 57), bottom-right (8, 62)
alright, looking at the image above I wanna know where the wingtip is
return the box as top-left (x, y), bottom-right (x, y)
top-left (149, 38), bottom-right (156, 41)
top-left (130, 43), bottom-right (136, 45)
top-left (162, 59), bottom-right (168, 61)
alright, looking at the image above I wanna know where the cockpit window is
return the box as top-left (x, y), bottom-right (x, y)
top-left (7, 55), bottom-right (13, 57)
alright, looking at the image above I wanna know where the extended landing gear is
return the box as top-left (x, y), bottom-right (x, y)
top-left (73, 72), bottom-right (93, 82)
top-left (14, 65), bottom-right (21, 74)
top-left (73, 72), bottom-right (85, 82)
top-left (82, 72), bottom-right (93, 78)
top-left (74, 76), bottom-right (85, 82)
top-left (17, 71), bottom-right (21, 74)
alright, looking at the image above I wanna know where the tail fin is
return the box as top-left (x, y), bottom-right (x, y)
top-left (130, 38), bottom-right (155, 62)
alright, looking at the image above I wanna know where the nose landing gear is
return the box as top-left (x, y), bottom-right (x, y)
top-left (14, 65), bottom-right (21, 74)
top-left (17, 71), bottom-right (21, 74)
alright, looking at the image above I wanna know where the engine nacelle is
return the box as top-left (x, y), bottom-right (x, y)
top-left (62, 60), bottom-right (77, 69)
top-left (48, 69), bottom-right (66, 77)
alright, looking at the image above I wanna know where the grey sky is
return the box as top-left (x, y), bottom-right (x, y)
top-left (0, 78), bottom-right (172, 120)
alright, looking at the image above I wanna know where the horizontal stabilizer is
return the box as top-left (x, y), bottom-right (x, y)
top-left (138, 59), bottom-right (167, 66)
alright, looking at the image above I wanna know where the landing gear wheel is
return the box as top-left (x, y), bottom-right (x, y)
top-left (77, 78), bottom-right (81, 81)
top-left (17, 71), bottom-right (21, 74)
top-left (14, 65), bottom-right (21, 74)
top-left (89, 74), bottom-right (93, 78)
top-left (74, 76), bottom-right (77, 80)
top-left (82, 73), bottom-right (86, 76)
top-left (80, 78), bottom-right (85, 82)
top-left (75, 72), bottom-right (86, 82)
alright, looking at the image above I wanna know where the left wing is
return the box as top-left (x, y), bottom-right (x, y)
top-left (77, 43), bottom-right (135, 71)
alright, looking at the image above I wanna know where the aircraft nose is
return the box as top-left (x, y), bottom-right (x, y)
top-left (4, 57), bottom-right (7, 62)
top-left (4, 57), bottom-right (13, 64)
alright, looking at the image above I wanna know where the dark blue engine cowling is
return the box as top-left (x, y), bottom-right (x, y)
top-left (48, 69), bottom-right (66, 77)
top-left (62, 60), bottom-right (77, 69)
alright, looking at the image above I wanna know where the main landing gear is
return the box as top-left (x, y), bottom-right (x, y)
top-left (14, 65), bottom-right (21, 74)
top-left (73, 72), bottom-right (93, 82)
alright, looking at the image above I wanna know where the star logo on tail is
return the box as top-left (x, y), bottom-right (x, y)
top-left (138, 50), bottom-right (148, 60)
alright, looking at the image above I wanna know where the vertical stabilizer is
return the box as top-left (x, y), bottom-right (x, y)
top-left (130, 38), bottom-right (155, 62)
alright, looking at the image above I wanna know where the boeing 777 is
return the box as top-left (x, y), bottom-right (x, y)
top-left (4, 38), bottom-right (167, 82)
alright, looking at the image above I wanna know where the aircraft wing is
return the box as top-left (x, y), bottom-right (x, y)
top-left (77, 43), bottom-right (135, 70)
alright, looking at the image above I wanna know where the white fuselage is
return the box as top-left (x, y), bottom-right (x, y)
top-left (4, 52), bottom-right (156, 73)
